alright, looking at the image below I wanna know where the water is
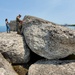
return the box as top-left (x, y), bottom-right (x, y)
top-left (65, 26), bottom-right (75, 30)
top-left (0, 26), bottom-right (6, 32)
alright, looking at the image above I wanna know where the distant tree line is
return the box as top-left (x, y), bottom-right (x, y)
top-left (63, 24), bottom-right (75, 26)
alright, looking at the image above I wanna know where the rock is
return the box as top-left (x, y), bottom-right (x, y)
top-left (0, 32), bottom-right (30, 63)
top-left (23, 15), bottom-right (75, 59)
top-left (0, 53), bottom-right (18, 75)
top-left (13, 65), bottom-right (28, 75)
top-left (9, 20), bottom-right (16, 31)
top-left (23, 15), bottom-right (51, 24)
top-left (28, 59), bottom-right (75, 75)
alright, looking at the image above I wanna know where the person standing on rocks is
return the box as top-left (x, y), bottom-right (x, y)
top-left (16, 14), bottom-right (23, 34)
top-left (5, 18), bottom-right (10, 33)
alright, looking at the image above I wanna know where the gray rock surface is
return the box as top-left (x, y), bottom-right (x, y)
top-left (23, 15), bottom-right (75, 59)
top-left (0, 32), bottom-right (30, 63)
top-left (28, 60), bottom-right (75, 75)
top-left (9, 20), bottom-right (16, 31)
top-left (0, 53), bottom-right (18, 75)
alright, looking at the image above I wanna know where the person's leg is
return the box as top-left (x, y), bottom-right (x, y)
top-left (6, 25), bottom-right (8, 33)
top-left (20, 24), bottom-right (23, 35)
top-left (19, 24), bottom-right (21, 33)
top-left (18, 23), bottom-right (21, 34)
top-left (16, 23), bottom-right (18, 32)
top-left (16, 23), bottom-right (20, 34)
top-left (8, 25), bottom-right (10, 33)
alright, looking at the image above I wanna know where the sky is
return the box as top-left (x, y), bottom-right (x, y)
top-left (0, 0), bottom-right (75, 26)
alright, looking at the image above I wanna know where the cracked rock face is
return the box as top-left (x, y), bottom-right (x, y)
top-left (28, 60), bottom-right (75, 75)
top-left (0, 32), bottom-right (30, 63)
top-left (23, 15), bottom-right (75, 59)
top-left (0, 53), bottom-right (18, 75)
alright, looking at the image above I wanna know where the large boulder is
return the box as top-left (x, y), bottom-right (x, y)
top-left (28, 60), bottom-right (75, 75)
top-left (23, 15), bottom-right (75, 59)
top-left (0, 32), bottom-right (30, 63)
top-left (0, 53), bottom-right (18, 75)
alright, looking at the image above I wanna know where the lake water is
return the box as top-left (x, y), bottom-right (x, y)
top-left (65, 26), bottom-right (75, 30)
top-left (0, 26), bottom-right (6, 32)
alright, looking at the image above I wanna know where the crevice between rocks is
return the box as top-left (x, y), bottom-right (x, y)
top-left (20, 35), bottom-right (44, 68)
top-left (12, 35), bottom-right (44, 75)
top-left (60, 54), bottom-right (75, 60)
top-left (12, 49), bottom-right (44, 68)
top-left (12, 49), bottom-right (44, 75)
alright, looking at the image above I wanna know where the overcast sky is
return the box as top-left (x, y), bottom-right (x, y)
top-left (0, 0), bottom-right (75, 26)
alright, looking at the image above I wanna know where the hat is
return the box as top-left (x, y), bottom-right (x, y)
top-left (19, 14), bottom-right (21, 17)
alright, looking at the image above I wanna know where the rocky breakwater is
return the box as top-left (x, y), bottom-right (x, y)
top-left (1, 15), bottom-right (75, 75)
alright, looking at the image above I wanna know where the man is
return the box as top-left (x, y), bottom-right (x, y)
top-left (16, 14), bottom-right (23, 34)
